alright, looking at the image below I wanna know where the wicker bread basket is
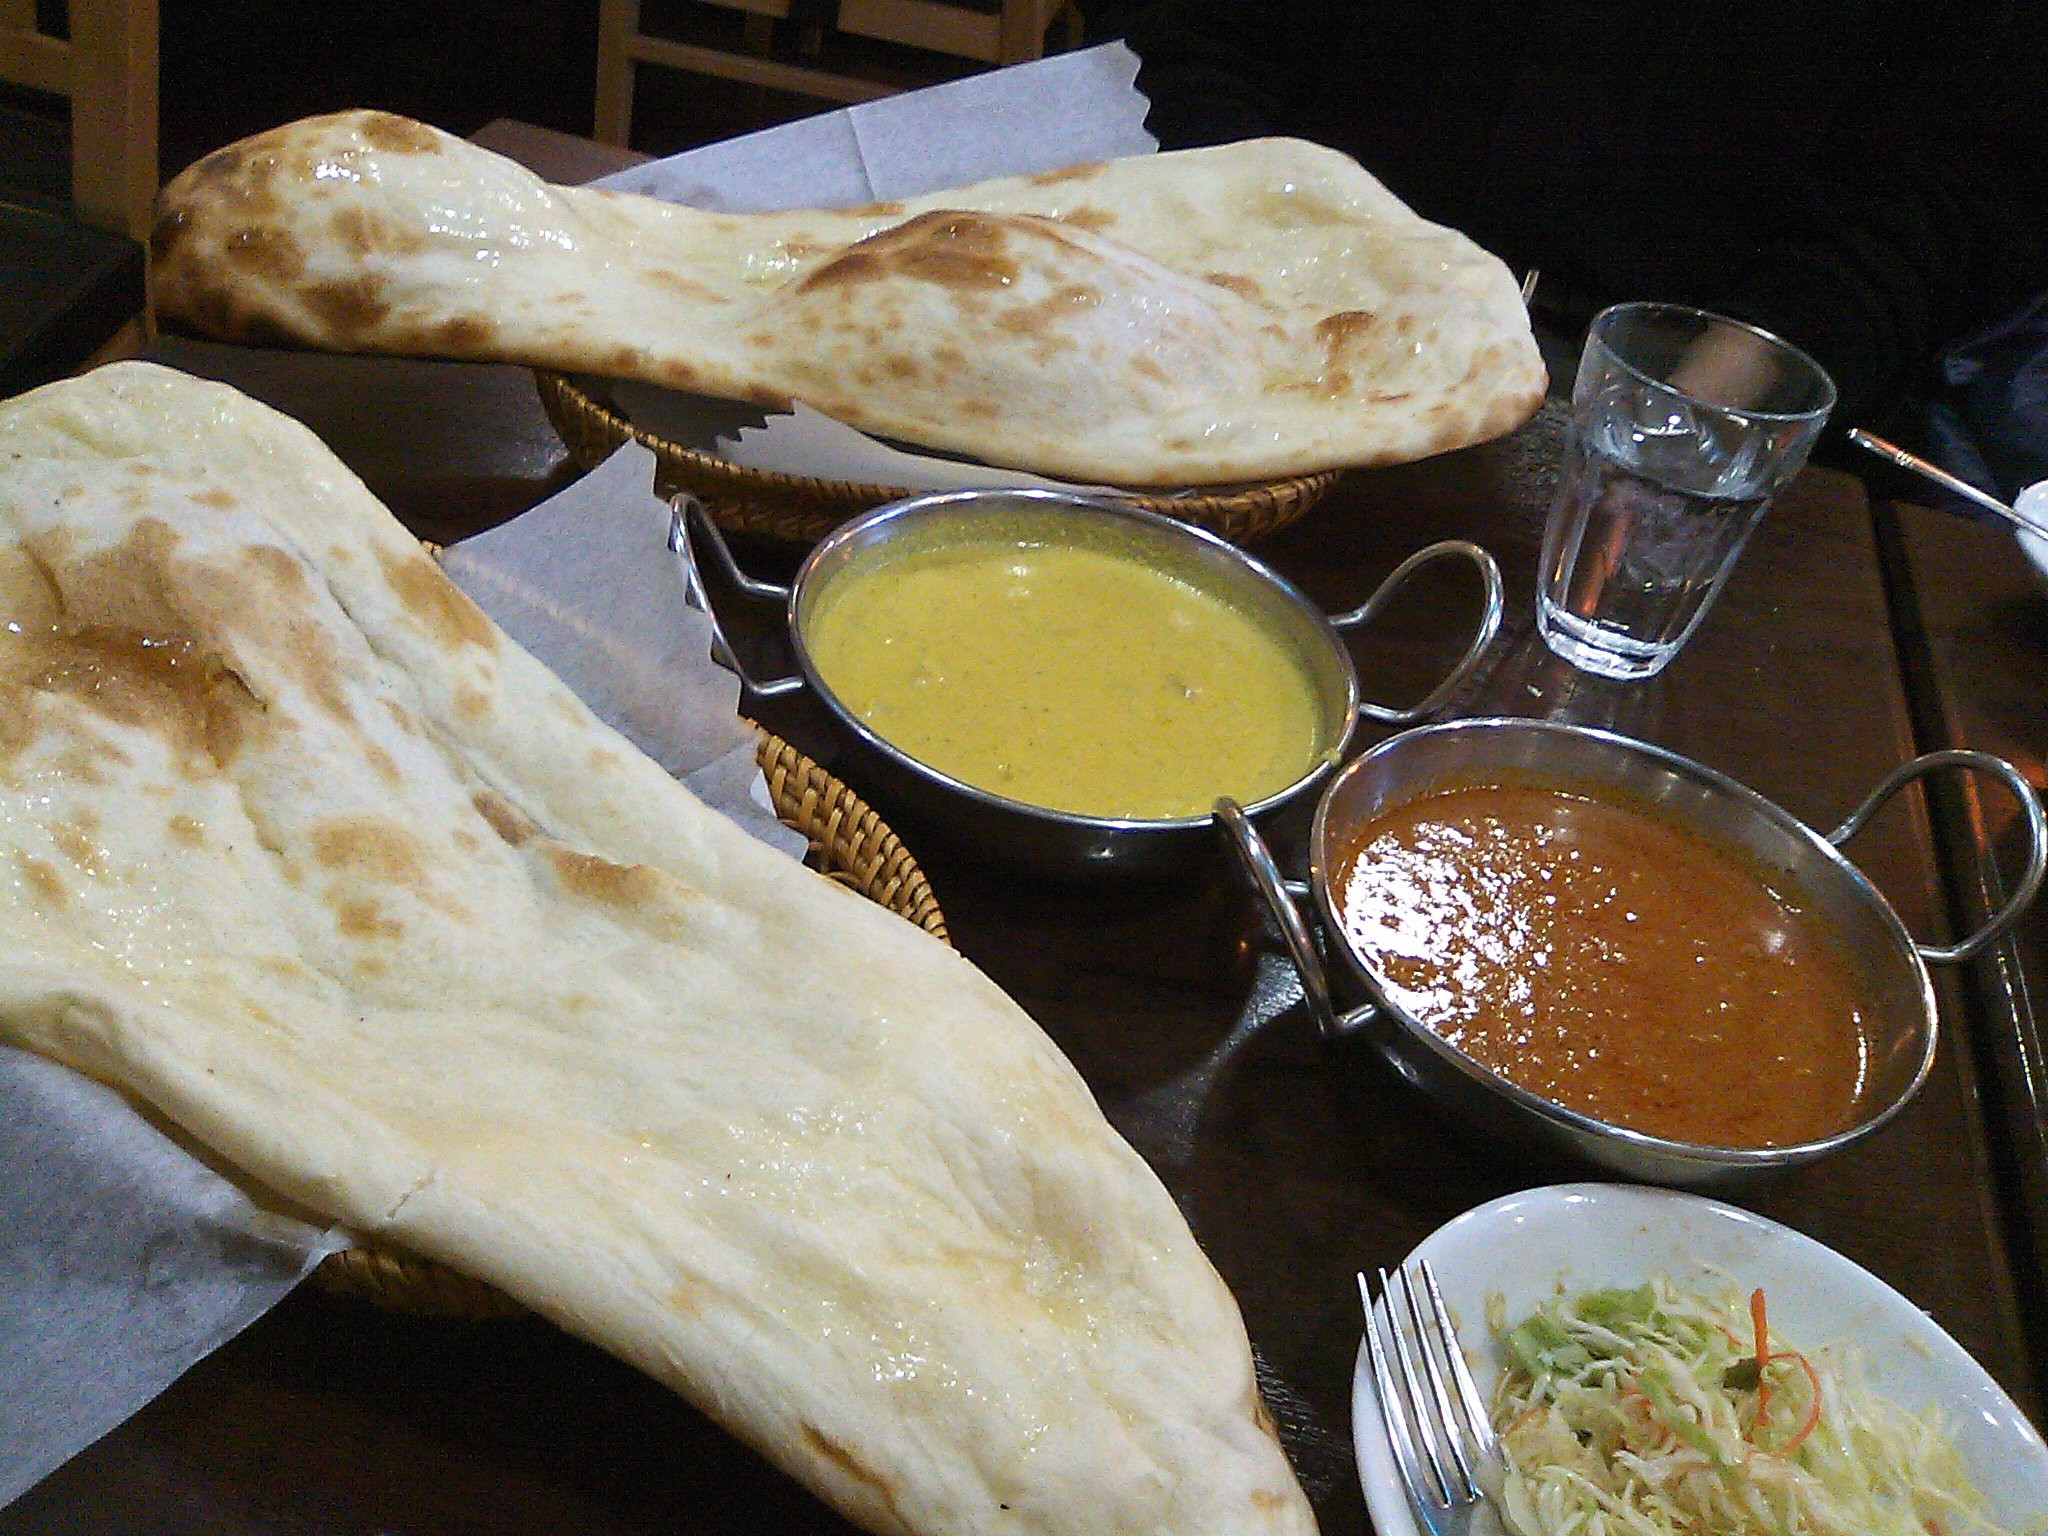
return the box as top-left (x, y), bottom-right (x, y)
top-left (534, 370), bottom-right (1339, 546)
top-left (310, 725), bottom-right (947, 1315)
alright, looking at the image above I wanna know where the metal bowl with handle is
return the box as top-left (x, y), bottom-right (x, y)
top-left (1220, 717), bottom-right (2047, 1185)
top-left (676, 487), bottom-right (1504, 877)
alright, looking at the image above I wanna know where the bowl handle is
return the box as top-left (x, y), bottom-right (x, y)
top-left (1329, 541), bottom-right (1505, 725)
top-left (1825, 749), bottom-right (2048, 964)
top-left (668, 495), bottom-right (806, 700)
top-left (1215, 799), bottom-right (1379, 1040)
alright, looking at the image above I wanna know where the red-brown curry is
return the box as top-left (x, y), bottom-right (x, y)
top-left (1334, 781), bottom-right (1870, 1148)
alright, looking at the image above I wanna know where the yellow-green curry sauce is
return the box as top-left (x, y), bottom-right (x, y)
top-left (803, 523), bottom-right (1333, 820)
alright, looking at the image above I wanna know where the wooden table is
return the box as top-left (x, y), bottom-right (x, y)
top-left (1882, 500), bottom-right (2048, 1372)
top-left (6, 125), bottom-right (2043, 1535)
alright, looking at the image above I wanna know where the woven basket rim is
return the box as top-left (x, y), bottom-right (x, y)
top-left (534, 369), bottom-right (1338, 544)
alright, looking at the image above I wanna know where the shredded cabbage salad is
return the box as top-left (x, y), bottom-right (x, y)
top-left (1486, 1278), bottom-right (2018, 1536)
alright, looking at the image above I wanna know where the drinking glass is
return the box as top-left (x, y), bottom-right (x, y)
top-left (1537, 302), bottom-right (1836, 680)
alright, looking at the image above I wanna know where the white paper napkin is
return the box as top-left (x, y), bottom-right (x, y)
top-left (439, 440), bottom-right (807, 859)
top-left (0, 1047), bottom-right (344, 1506)
top-left (595, 43), bottom-right (1153, 211)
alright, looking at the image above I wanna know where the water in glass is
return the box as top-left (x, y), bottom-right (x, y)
top-left (1538, 417), bottom-right (1772, 680)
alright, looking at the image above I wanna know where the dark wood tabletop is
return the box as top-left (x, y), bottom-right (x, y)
top-left (1881, 499), bottom-right (2048, 1370)
top-left (7, 124), bottom-right (2043, 1536)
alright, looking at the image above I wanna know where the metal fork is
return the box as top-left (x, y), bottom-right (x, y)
top-left (1359, 1262), bottom-right (1501, 1536)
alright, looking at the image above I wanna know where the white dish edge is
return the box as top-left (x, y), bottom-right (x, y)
top-left (1351, 1182), bottom-right (2048, 1536)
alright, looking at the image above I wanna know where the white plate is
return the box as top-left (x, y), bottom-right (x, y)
top-left (1352, 1183), bottom-right (2048, 1536)
top-left (2016, 479), bottom-right (2048, 595)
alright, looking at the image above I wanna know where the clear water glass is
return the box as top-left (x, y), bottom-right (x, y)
top-left (1537, 303), bottom-right (1836, 680)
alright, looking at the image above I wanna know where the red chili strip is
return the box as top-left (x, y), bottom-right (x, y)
top-left (1751, 1288), bottom-right (1773, 1422)
top-left (1775, 1351), bottom-right (1824, 1455)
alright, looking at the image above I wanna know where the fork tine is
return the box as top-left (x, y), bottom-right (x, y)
top-left (1419, 1259), bottom-right (1497, 1460)
top-left (1359, 1270), bottom-right (1447, 1513)
top-left (1381, 1266), bottom-right (1462, 1508)
top-left (1393, 1264), bottom-right (1479, 1502)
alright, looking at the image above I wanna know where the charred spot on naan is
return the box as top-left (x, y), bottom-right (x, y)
top-left (153, 269), bottom-right (305, 349)
top-left (799, 1423), bottom-right (906, 1528)
top-left (16, 854), bottom-right (69, 908)
top-left (472, 788), bottom-right (541, 848)
top-left (220, 225), bottom-right (308, 286)
top-left (329, 203), bottom-right (432, 263)
top-left (645, 268), bottom-right (725, 305)
top-left (435, 316), bottom-right (496, 351)
top-left (362, 742), bottom-right (403, 788)
top-left (148, 205), bottom-right (192, 267)
top-left (355, 111), bottom-right (445, 156)
top-left (334, 896), bottom-right (404, 942)
top-left (374, 546), bottom-right (501, 654)
top-left (547, 846), bottom-right (659, 905)
top-left (992, 281), bottom-right (1106, 344)
top-left (158, 141), bottom-right (280, 221)
top-left (48, 814), bottom-right (106, 875)
top-left (151, 142), bottom-right (291, 291)
top-left (1313, 309), bottom-right (1380, 351)
top-left (1025, 162), bottom-right (1107, 188)
top-left (175, 141), bottom-right (248, 192)
top-left (301, 275), bottom-right (394, 340)
top-left (650, 358), bottom-right (784, 406)
top-left (795, 211), bottom-right (1025, 298)
top-left (0, 544), bottom-right (63, 626)
top-left (1204, 271), bottom-right (1267, 304)
top-left (1050, 205), bottom-right (1114, 235)
top-left (545, 845), bottom-right (702, 942)
top-left (0, 491), bottom-right (291, 779)
top-left (237, 543), bottom-right (305, 589)
top-left (0, 623), bottom-right (258, 773)
top-left (310, 813), bottom-right (478, 937)
top-left (31, 518), bottom-right (184, 634)
top-left (310, 814), bottom-right (428, 888)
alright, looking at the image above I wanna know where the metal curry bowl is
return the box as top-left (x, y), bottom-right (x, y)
top-left (675, 487), bottom-right (1503, 877)
top-left (1221, 717), bottom-right (2048, 1186)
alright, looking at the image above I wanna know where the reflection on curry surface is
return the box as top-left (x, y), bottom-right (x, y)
top-left (1335, 782), bottom-right (1872, 1148)
top-left (805, 534), bottom-right (1328, 820)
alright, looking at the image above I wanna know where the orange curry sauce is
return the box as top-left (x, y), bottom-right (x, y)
top-left (1334, 782), bottom-right (1871, 1147)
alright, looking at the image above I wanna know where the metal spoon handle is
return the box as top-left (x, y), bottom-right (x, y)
top-left (1847, 428), bottom-right (2045, 536)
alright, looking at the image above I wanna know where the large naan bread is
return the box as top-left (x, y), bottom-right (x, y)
top-left (150, 111), bottom-right (1544, 485)
top-left (0, 361), bottom-right (1315, 1536)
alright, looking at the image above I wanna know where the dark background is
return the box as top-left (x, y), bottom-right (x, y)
top-left (3, 0), bottom-right (1007, 202)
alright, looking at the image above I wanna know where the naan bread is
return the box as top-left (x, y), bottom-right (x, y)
top-left (0, 362), bottom-right (1315, 1536)
top-left (150, 111), bottom-right (1544, 485)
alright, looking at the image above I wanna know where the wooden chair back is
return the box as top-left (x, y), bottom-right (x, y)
top-left (0, 0), bottom-right (158, 239)
top-left (594, 0), bottom-right (1077, 147)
